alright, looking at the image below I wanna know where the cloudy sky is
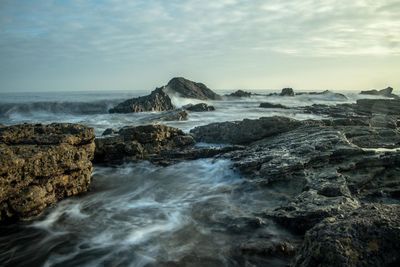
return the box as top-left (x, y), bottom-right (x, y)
top-left (0, 0), bottom-right (399, 92)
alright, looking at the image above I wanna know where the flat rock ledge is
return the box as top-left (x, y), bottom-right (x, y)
top-left (0, 123), bottom-right (95, 222)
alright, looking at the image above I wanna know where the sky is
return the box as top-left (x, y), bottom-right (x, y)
top-left (0, 0), bottom-right (399, 92)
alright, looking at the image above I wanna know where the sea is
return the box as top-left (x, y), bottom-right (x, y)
top-left (0, 89), bottom-right (386, 266)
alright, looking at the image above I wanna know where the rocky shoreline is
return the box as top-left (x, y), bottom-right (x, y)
top-left (1, 81), bottom-right (400, 266)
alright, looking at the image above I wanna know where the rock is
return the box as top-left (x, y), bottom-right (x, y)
top-left (109, 87), bottom-right (174, 113)
top-left (294, 204), bottom-right (400, 267)
top-left (94, 124), bottom-right (195, 164)
top-left (297, 90), bottom-right (348, 100)
top-left (360, 86), bottom-right (399, 98)
top-left (0, 123), bottom-right (95, 222)
top-left (165, 77), bottom-right (221, 100)
top-left (259, 103), bottom-right (289, 109)
top-left (149, 110), bottom-right (189, 121)
top-left (102, 128), bottom-right (117, 136)
top-left (183, 103), bottom-right (215, 112)
top-left (355, 99), bottom-right (400, 115)
top-left (240, 240), bottom-right (298, 258)
top-left (227, 90), bottom-right (252, 98)
top-left (190, 116), bottom-right (304, 145)
top-left (280, 88), bottom-right (295, 96)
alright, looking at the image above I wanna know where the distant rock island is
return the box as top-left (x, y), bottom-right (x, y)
top-left (109, 77), bottom-right (221, 113)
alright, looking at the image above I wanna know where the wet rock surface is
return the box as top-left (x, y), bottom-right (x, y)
top-left (280, 88), bottom-right (295, 96)
top-left (190, 116), bottom-right (304, 145)
top-left (226, 90), bottom-right (252, 98)
top-left (360, 86), bottom-right (399, 99)
top-left (192, 112), bottom-right (400, 265)
top-left (94, 124), bottom-right (195, 164)
top-left (259, 102), bottom-right (289, 109)
top-left (294, 203), bottom-right (400, 267)
top-left (165, 77), bottom-right (221, 100)
top-left (183, 103), bottom-right (215, 112)
top-left (0, 123), bottom-right (95, 222)
top-left (109, 87), bottom-right (174, 113)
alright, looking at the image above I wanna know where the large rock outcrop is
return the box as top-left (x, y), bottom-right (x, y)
top-left (109, 87), bottom-right (174, 113)
top-left (0, 123), bottom-right (95, 222)
top-left (165, 77), bottom-right (221, 100)
top-left (294, 204), bottom-right (400, 267)
top-left (190, 116), bottom-right (305, 145)
top-left (360, 86), bottom-right (399, 99)
top-left (280, 88), bottom-right (295, 96)
top-left (183, 103), bottom-right (215, 112)
top-left (94, 124), bottom-right (195, 163)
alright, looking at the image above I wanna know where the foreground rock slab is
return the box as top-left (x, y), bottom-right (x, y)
top-left (294, 204), bottom-right (400, 267)
top-left (0, 123), bottom-right (95, 222)
top-left (94, 124), bottom-right (195, 163)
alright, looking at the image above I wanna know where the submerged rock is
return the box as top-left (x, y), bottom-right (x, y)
top-left (297, 90), bottom-right (348, 100)
top-left (183, 103), bottom-right (215, 112)
top-left (280, 88), bottom-right (295, 96)
top-left (226, 90), bottom-right (252, 98)
top-left (259, 102), bottom-right (289, 109)
top-left (109, 87), bottom-right (174, 113)
top-left (94, 124), bottom-right (195, 163)
top-left (165, 77), bottom-right (221, 100)
top-left (294, 204), bottom-right (400, 267)
top-left (102, 128), bottom-right (117, 136)
top-left (355, 99), bottom-right (400, 115)
top-left (148, 109), bottom-right (189, 121)
top-left (360, 86), bottom-right (399, 99)
top-left (0, 123), bottom-right (95, 222)
top-left (190, 116), bottom-right (304, 145)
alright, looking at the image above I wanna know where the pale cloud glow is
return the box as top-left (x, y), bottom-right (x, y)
top-left (0, 0), bottom-right (399, 91)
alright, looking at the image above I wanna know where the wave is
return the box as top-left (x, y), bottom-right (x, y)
top-left (0, 100), bottom-right (121, 117)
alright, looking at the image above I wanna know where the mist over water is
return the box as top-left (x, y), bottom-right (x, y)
top-left (0, 89), bottom-right (381, 135)
top-left (0, 89), bottom-right (392, 266)
top-left (0, 159), bottom-right (298, 267)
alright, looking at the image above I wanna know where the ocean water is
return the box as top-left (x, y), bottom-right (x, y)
top-left (0, 89), bottom-right (390, 266)
top-left (0, 89), bottom-right (383, 135)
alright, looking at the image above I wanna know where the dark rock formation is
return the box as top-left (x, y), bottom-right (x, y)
top-left (227, 90), bottom-right (252, 98)
top-left (360, 86), bottom-right (399, 99)
top-left (102, 128), bottom-right (117, 136)
top-left (297, 90), bottom-right (348, 100)
top-left (165, 77), bottom-right (221, 100)
top-left (0, 123), bottom-right (95, 222)
top-left (294, 204), bottom-right (400, 267)
top-left (183, 103), bottom-right (215, 112)
top-left (259, 103), bottom-right (289, 109)
top-left (355, 99), bottom-right (400, 115)
top-left (148, 110), bottom-right (189, 121)
top-left (94, 124), bottom-right (195, 163)
top-left (280, 88), bottom-right (295, 96)
top-left (190, 116), bottom-right (304, 145)
top-left (109, 87), bottom-right (174, 113)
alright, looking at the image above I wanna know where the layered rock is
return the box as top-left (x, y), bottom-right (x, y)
top-left (94, 124), bottom-right (195, 163)
top-left (294, 204), bottom-right (400, 267)
top-left (165, 77), bottom-right (221, 100)
top-left (0, 123), bottom-right (95, 222)
top-left (190, 116), bottom-right (304, 145)
top-left (360, 86), bottom-right (399, 99)
top-left (183, 103), bottom-right (215, 112)
top-left (109, 87), bottom-right (174, 113)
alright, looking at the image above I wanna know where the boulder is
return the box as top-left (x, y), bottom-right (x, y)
top-left (148, 109), bottom-right (189, 121)
top-left (227, 90), bottom-right (252, 98)
top-left (183, 103), bottom-right (215, 112)
top-left (259, 103), bottom-right (289, 109)
top-left (109, 87), bottom-right (174, 113)
top-left (280, 88), bottom-right (295, 96)
top-left (190, 116), bottom-right (304, 145)
top-left (360, 87), bottom-right (399, 98)
top-left (294, 204), bottom-right (400, 267)
top-left (165, 77), bottom-right (221, 100)
top-left (102, 128), bottom-right (117, 136)
top-left (355, 99), bottom-right (400, 115)
top-left (94, 124), bottom-right (195, 163)
top-left (0, 123), bottom-right (95, 222)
